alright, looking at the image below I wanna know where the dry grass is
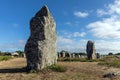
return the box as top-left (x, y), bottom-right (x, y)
top-left (0, 58), bottom-right (119, 80)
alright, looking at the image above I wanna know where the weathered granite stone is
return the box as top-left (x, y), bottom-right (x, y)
top-left (66, 52), bottom-right (71, 58)
top-left (61, 51), bottom-right (66, 58)
top-left (72, 53), bottom-right (75, 58)
top-left (103, 72), bottom-right (120, 78)
top-left (78, 55), bottom-right (81, 58)
top-left (58, 52), bottom-right (62, 58)
top-left (96, 53), bottom-right (100, 59)
top-left (86, 40), bottom-right (96, 59)
top-left (24, 5), bottom-right (57, 71)
top-left (68, 52), bottom-right (71, 58)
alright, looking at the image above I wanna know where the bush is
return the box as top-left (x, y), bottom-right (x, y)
top-left (48, 64), bottom-right (67, 72)
top-left (108, 52), bottom-right (113, 55)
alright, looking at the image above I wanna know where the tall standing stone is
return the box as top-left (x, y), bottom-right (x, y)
top-left (86, 40), bottom-right (96, 59)
top-left (72, 53), bottom-right (75, 58)
top-left (78, 55), bottom-right (81, 59)
top-left (61, 51), bottom-right (66, 58)
top-left (24, 5), bottom-right (57, 71)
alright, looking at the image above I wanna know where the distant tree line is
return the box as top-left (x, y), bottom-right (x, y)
top-left (115, 53), bottom-right (120, 55)
top-left (0, 50), bottom-right (25, 57)
top-left (108, 52), bottom-right (120, 55)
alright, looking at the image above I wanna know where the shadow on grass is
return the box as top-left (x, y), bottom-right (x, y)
top-left (0, 67), bottom-right (27, 73)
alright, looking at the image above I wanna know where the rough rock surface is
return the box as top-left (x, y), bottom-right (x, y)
top-left (103, 72), bottom-right (120, 78)
top-left (86, 40), bottom-right (96, 59)
top-left (24, 5), bottom-right (57, 71)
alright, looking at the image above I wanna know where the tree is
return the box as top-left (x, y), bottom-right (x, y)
top-left (4, 52), bottom-right (11, 56)
top-left (108, 52), bottom-right (113, 55)
top-left (78, 52), bottom-right (86, 56)
top-left (15, 50), bottom-right (24, 57)
top-left (115, 53), bottom-right (120, 55)
top-left (0, 51), bottom-right (2, 55)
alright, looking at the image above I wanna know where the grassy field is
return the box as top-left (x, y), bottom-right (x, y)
top-left (0, 56), bottom-right (12, 61)
top-left (0, 57), bottom-right (120, 80)
top-left (98, 55), bottom-right (120, 68)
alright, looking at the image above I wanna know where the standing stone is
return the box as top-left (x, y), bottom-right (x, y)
top-left (68, 52), bottom-right (71, 58)
top-left (25, 5), bottom-right (57, 71)
top-left (96, 53), bottom-right (100, 59)
top-left (78, 55), bottom-right (81, 58)
top-left (61, 51), bottom-right (65, 58)
top-left (86, 40), bottom-right (96, 59)
top-left (72, 53), bottom-right (75, 58)
top-left (58, 52), bottom-right (61, 58)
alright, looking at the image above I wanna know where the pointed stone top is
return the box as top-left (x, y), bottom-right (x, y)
top-left (35, 5), bottom-right (50, 17)
top-left (87, 40), bottom-right (94, 44)
top-left (42, 5), bottom-right (49, 10)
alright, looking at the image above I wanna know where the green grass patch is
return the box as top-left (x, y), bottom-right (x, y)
top-left (0, 56), bottom-right (12, 61)
top-left (48, 64), bottom-right (67, 72)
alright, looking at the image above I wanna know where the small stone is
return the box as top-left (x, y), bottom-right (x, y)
top-left (86, 40), bottom-right (96, 59)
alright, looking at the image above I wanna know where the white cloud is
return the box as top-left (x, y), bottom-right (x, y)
top-left (95, 40), bottom-right (120, 54)
top-left (0, 39), bottom-right (25, 51)
top-left (57, 36), bottom-right (73, 44)
top-left (64, 22), bottom-right (72, 26)
top-left (97, 9), bottom-right (108, 16)
top-left (88, 0), bottom-right (120, 39)
top-left (73, 32), bottom-right (86, 37)
top-left (87, 16), bottom-right (120, 39)
top-left (108, 0), bottom-right (120, 15)
top-left (64, 21), bottom-right (81, 27)
top-left (59, 31), bottom-right (86, 38)
top-left (97, 0), bottom-right (120, 16)
top-left (74, 11), bottom-right (89, 18)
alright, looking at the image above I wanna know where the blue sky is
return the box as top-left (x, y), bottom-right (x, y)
top-left (0, 0), bottom-right (120, 54)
